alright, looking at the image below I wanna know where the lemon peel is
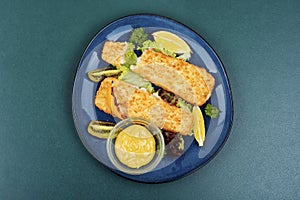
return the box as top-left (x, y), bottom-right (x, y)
top-left (192, 106), bottom-right (206, 146)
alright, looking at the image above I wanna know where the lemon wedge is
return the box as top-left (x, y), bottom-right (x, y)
top-left (192, 106), bottom-right (206, 146)
top-left (152, 31), bottom-right (192, 60)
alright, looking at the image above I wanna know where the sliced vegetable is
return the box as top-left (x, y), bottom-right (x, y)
top-left (87, 121), bottom-right (116, 139)
top-left (159, 90), bottom-right (176, 105)
top-left (118, 70), bottom-right (154, 93)
top-left (176, 98), bottom-right (192, 111)
top-left (205, 104), bottom-right (220, 118)
top-left (88, 68), bottom-right (121, 82)
top-left (116, 65), bottom-right (130, 73)
top-left (192, 106), bottom-right (205, 146)
top-left (157, 90), bottom-right (193, 110)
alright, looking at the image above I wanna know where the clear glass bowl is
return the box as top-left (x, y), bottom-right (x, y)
top-left (106, 118), bottom-right (165, 175)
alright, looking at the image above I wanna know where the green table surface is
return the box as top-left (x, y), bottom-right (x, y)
top-left (1, 0), bottom-right (299, 199)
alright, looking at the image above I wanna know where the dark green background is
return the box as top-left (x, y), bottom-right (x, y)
top-left (1, 0), bottom-right (299, 199)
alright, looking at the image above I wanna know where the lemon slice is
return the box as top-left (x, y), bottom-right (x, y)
top-left (152, 31), bottom-right (192, 60)
top-left (192, 106), bottom-right (206, 146)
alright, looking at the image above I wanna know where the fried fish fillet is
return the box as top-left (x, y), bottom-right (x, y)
top-left (101, 41), bottom-right (128, 67)
top-left (132, 50), bottom-right (215, 106)
top-left (95, 77), bottom-right (193, 135)
top-left (101, 41), bottom-right (215, 106)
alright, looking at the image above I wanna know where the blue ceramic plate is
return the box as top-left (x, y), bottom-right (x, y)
top-left (72, 14), bottom-right (233, 183)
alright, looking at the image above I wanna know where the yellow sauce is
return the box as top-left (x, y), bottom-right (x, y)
top-left (114, 125), bottom-right (156, 168)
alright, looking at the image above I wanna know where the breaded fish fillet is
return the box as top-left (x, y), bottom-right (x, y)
top-left (101, 41), bottom-right (215, 106)
top-left (95, 77), bottom-right (193, 135)
top-left (132, 50), bottom-right (215, 106)
top-left (101, 41), bottom-right (128, 67)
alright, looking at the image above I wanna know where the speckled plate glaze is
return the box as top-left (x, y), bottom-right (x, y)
top-left (72, 14), bottom-right (233, 183)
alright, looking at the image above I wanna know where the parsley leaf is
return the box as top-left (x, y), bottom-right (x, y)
top-left (129, 28), bottom-right (149, 47)
top-left (204, 104), bottom-right (220, 118)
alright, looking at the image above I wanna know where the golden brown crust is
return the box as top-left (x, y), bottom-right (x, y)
top-left (94, 77), bottom-right (114, 114)
top-left (197, 67), bottom-right (215, 101)
top-left (112, 78), bottom-right (136, 118)
top-left (101, 41), bottom-right (127, 67)
top-left (94, 77), bottom-right (124, 119)
top-left (132, 50), bottom-right (215, 106)
top-left (95, 78), bottom-right (193, 135)
top-left (101, 42), bottom-right (215, 105)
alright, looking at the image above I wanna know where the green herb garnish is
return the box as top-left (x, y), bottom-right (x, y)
top-left (123, 50), bottom-right (137, 67)
top-left (119, 43), bottom-right (137, 68)
top-left (204, 104), bottom-right (220, 118)
top-left (129, 28), bottom-right (149, 47)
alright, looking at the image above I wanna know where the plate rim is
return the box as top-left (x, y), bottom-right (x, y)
top-left (72, 13), bottom-right (234, 183)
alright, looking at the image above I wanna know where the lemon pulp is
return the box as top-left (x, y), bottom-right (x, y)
top-left (152, 31), bottom-right (192, 60)
top-left (114, 125), bottom-right (156, 168)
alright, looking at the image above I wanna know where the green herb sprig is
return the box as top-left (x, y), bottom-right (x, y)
top-left (204, 104), bottom-right (220, 118)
